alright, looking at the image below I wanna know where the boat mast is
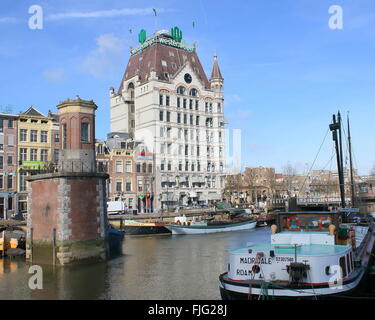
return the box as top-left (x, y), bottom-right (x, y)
top-left (347, 113), bottom-right (356, 207)
top-left (329, 112), bottom-right (346, 208)
top-left (338, 111), bottom-right (346, 207)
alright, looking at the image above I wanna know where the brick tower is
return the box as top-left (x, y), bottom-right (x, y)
top-left (26, 97), bottom-right (109, 265)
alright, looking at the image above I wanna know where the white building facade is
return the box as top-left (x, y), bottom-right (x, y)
top-left (110, 29), bottom-right (226, 209)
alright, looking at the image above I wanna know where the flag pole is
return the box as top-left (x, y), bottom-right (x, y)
top-left (152, 8), bottom-right (157, 34)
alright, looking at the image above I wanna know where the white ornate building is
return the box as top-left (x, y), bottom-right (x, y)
top-left (110, 29), bottom-right (226, 209)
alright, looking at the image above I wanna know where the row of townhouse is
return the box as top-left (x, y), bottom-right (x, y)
top-left (0, 107), bottom-right (59, 219)
top-left (95, 132), bottom-right (155, 213)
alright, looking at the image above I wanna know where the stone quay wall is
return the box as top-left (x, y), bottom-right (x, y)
top-left (26, 172), bottom-right (109, 265)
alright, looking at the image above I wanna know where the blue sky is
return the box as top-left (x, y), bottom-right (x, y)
top-left (1, 0), bottom-right (375, 174)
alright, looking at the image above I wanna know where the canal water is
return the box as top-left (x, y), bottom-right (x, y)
top-left (0, 227), bottom-right (271, 300)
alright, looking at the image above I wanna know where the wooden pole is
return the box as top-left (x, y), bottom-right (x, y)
top-left (2, 231), bottom-right (5, 258)
top-left (30, 227), bottom-right (33, 263)
top-left (52, 228), bottom-right (56, 266)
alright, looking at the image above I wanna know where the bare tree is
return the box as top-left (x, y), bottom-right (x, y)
top-left (243, 168), bottom-right (256, 203)
top-left (283, 162), bottom-right (298, 195)
top-left (224, 173), bottom-right (243, 201)
top-left (265, 169), bottom-right (277, 200)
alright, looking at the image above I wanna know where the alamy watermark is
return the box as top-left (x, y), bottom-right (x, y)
top-left (327, 264), bottom-right (343, 290)
top-left (328, 5), bottom-right (343, 30)
top-left (28, 265), bottom-right (43, 290)
top-left (28, 5), bottom-right (43, 30)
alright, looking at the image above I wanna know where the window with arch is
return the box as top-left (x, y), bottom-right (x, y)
top-left (128, 82), bottom-right (135, 99)
top-left (189, 88), bottom-right (198, 97)
top-left (177, 86), bottom-right (186, 95)
top-left (81, 122), bottom-right (90, 142)
top-left (62, 123), bottom-right (67, 149)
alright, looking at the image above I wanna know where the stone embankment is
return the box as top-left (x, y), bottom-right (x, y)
top-left (108, 208), bottom-right (229, 223)
top-left (0, 220), bottom-right (26, 228)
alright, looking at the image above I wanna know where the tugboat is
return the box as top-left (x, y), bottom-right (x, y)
top-left (218, 112), bottom-right (375, 299)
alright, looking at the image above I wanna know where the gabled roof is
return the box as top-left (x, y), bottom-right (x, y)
top-left (20, 106), bottom-right (46, 117)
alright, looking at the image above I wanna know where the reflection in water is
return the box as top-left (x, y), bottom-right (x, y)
top-left (0, 228), bottom-right (270, 300)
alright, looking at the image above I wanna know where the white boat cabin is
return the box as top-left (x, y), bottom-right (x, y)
top-left (227, 211), bottom-right (364, 286)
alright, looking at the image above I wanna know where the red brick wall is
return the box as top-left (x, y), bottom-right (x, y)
top-left (30, 179), bottom-right (60, 241)
top-left (68, 178), bottom-right (101, 240)
top-left (30, 176), bottom-right (103, 241)
top-left (59, 113), bottom-right (95, 151)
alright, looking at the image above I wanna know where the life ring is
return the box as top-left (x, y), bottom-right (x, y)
top-left (317, 216), bottom-right (331, 230)
top-left (286, 216), bottom-right (302, 230)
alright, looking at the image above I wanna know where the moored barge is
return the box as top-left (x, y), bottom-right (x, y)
top-left (219, 210), bottom-right (375, 299)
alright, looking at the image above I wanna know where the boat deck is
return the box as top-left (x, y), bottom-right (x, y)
top-left (231, 242), bottom-right (350, 256)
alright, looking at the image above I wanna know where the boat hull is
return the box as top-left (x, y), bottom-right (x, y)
top-left (219, 260), bottom-right (373, 300)
top-left (108, 228), bottom-right (125, 256)
top-left (165, 219), bottom-right (257, 235)
top-left (123, 225), bottom-right (171, 236)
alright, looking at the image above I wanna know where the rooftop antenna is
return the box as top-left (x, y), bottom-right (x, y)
top-left (128, 28), bottom-right (134, 49)
top-left (152, 8), bottom-right (158, 34)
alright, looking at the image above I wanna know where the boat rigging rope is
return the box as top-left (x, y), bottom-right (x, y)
top-left (306, 269), bottom-right (318, 300)
top-left (298, 128), bottom-right (330, 194)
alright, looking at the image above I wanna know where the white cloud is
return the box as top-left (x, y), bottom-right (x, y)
top-left (46, 8), bottom-right (166, 21)
top-left (0, 17), bottom-right (20, 24)
top-left (226, 94), bottom-right (242, 102)
top-left (81, 34), bottom-right (126, 78)
top-left (43, 68), bottom-right (65, 83)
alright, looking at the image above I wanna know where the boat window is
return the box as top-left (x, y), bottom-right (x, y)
top-left (281, 215), bottom-right (332, 231)
top-left (349, 251), bottom-right (354, 270)
top-left (339, 256), bottom-right (347, 278)
top-left (307, 217), bottom-right (320, 230)
top-left (346, 253), bottom-right (351, 274)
